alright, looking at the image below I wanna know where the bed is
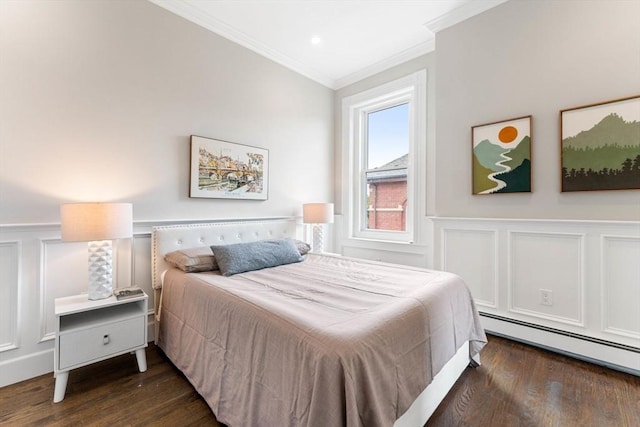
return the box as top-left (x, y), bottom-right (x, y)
top-left (151, 219), bottom-right (486, 427)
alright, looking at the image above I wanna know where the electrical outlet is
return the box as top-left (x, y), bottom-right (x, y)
top-left (539, 289), bottom-right (553, 306)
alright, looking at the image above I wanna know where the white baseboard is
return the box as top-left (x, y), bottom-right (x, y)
top-left (0, 349), bottom-right (53, 387)
top-left (147, 319), bottom-right (155, 344)
top-left (481, 314), bottom-right (640, 376)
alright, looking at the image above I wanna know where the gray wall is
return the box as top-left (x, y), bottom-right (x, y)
top-left (0, 0), bottom-right (334, 224)
top-left (435, 0), bottom-right (640, 220)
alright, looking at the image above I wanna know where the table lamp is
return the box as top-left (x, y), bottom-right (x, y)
top-left (302, 203), bottom-right (334, 253)
top-left (60, 203), bottom-right (133, 300)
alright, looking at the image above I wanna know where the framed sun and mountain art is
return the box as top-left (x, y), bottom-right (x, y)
top-left (471, 116), bottom-right (532, 195)
top-left (190, 135), bottom-right (269, 200)
top-left (560, 95), bottom-right (640, 192)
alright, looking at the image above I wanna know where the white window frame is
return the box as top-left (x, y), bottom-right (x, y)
top-left (341, 70), bottom-right (426, 243)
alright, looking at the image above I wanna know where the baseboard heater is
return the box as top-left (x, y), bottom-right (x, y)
top-left (479, 312), bottom-right (640, 353)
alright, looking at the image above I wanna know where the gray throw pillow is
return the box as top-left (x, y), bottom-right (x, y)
top-left (211, 238), bottom-right (304, 276)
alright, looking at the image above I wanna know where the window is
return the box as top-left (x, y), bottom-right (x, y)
top-left (366, 103), bottom-right (409, 232)
top-left (342, 70), bottom-right (426, 243)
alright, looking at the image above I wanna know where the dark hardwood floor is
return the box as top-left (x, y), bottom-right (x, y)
top-left (428, 336), bottom-right (639, 427)
top-left (1, 334), bottom-right (638, 426)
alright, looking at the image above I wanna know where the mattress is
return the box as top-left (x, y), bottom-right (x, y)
top-left (157, 253), bottom-right (486, 427)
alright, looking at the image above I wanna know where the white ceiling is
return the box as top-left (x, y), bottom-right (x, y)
top-left (149, 0), bottom-right (508, 89)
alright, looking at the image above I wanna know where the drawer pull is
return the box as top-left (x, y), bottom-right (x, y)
top-left (103, 334), bottom-right (110, 345)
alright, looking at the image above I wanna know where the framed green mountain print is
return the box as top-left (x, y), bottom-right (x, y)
top-left (561, 95), bottom-right (640, 192)
top-left (472, 115), bottom-right (532, 195)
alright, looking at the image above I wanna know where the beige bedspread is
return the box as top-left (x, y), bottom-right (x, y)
top-left (158, 254), bottom-right (486, 427)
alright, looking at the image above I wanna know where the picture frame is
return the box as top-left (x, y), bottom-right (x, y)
top-left (560, 95), bottom-right (640, 192)
top-left (189, 135), bottom-right (269, 200)
top-left (471, 115), bottom-right (532, 195)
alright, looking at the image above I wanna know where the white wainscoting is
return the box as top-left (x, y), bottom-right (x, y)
top-left (3, 216), bottom-right (637, 386)
top-left (432, 217), bottom-right (640, 375)
top-left (335, 214), bottom-right (434, 268)
top-left (601, 235), bottom-right (640, 340)
top-left (0, 217), bottom-right (302, 387)
top-left (508, 231), bottom-right (585, 327)
top-left (442, 229), bottom-right (497, 308)
top-left (0, 240), bottom-right (20, 353)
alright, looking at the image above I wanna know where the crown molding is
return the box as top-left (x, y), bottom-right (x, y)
top-left (334, 39), bottom-right (435, 90)
top-left (424, 0), bottom-right (510, 33)
top-left (147, 0), bottom-right (336, 88)
top-left (148, 0), bottom-right (508, 90)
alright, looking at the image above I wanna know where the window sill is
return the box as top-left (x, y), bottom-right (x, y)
top-left (339, 236), bottom-right (428, 254)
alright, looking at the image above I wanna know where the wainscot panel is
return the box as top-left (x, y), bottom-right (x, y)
top-left (0, 240), bottom-right (20, 353)
top-left (432, 217), bottom-right (640, 375)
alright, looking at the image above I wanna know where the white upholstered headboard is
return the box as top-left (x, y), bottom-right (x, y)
top-left (151, 218), bottom-right (299, 290)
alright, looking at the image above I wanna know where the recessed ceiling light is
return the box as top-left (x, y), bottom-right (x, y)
top-left (310, 36), bottom-right (321, 45)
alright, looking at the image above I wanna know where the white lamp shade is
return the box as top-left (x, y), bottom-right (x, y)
top-left (61, 203), bottom-right (133, 242)
top-left (303, 203), bottom-right (334, 224)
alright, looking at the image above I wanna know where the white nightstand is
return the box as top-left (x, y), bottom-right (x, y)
top-left (53, 292), bottom-right (148, 403)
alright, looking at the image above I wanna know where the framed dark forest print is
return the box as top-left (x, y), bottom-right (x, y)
top-left (560, 95), bottom-right (640, 192)
top-left (472, 115), bottom-right (532, 195)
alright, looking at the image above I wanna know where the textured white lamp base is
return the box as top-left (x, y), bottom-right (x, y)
top-left (311, 224), bottom-right (325, 253)
top-left (87, 240), bottom-right (113, 300)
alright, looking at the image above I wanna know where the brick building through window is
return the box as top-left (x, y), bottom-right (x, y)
top-left (367, 154), bottom-right (407, 231)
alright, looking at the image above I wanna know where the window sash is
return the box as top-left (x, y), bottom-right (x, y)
top-left (341, 70), bottom-right (426, 244)
top-left (356, 95), bottom-right (414, 240)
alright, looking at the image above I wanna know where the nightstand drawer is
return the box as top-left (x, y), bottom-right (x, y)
top-left (58, 316), bottom-right (145, 370)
